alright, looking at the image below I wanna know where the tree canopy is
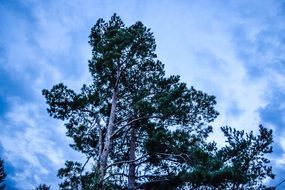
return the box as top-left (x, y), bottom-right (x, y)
top-left (34, 184), bottom-right (51, 190)
top-left (0, 158), bottom-right (6, 190)
top-left (42, 14), bottom-right (275, 190)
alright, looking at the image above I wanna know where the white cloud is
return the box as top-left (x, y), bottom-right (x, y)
top-left (0, 99), bottom-right (81, 188)
top-left (1, 0), bottom-right (285, 188)
top-left (140, 1), bottom-right (271, 136)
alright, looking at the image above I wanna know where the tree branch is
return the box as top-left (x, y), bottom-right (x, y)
top-left (112, 115), bottom-right (169, 138)
top-left (275, 179), bottom-right (285, 189)
top-left (80, 156), bottom-right (92, 178)
top-left (134, 177), bottom-right (170, 190)
top-left (105, 154), bottom-right (148, 170)
top-left (155, 152), bottom-right (192, 162)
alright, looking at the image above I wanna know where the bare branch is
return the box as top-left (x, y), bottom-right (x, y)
top-left (155, 152), bottom-right (192, 163)
top-left (275, 179), bottom-right (285, 189)
top-left (80, 155), bottom-right (92, 178)
top-left (135, 177), bottom-right (170, 190)
top-left (112, 115), bottom-right (165, 138)
top-left (103, 172), bottom-right (129, 181)
top-left (105, 154), bottom-right (148, 170)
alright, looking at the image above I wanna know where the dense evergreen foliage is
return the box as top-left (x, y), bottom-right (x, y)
top-left (34, 184), bottom-right (51, 190)
top-left (42, 14), bottom-right (275, 190)
top-left (0, 159), bottom-right (6, 190)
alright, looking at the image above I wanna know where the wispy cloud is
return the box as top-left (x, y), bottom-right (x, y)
top-left (0, 99), bottom-right (76, 188)
top-left (1, 0), bottom-right (285, 189)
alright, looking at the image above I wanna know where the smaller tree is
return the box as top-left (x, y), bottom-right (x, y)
top-left (57, 161), bottom-right (100, 190)
top-left (0, 158), bottom-right (6, 190)
top-left (139, 125), bottom-right (275, 190)
top-left (34, 184), bottom-right (50, 190)
top-left (217, 125), bottom-right (275, 189)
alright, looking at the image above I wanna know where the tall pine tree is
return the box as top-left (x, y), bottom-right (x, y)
top-left (43, 14), bottom-right (274, 190)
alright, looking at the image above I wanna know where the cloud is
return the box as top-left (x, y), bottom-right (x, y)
top-left (134, 1), bottom-right (271, 140)
top-left (0, 99), bottom-right (82, 189)
top-left (1, 0), bottom-right (285, 189)
top-left (0, 1), bottom-right (90, 188)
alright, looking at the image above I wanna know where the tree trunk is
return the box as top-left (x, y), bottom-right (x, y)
top-left (128, 125), bottom-right (137, 190)
top-left (98, 86), bottom-right (118, 189)
top-left (98, 127), bottom-right (103, 167)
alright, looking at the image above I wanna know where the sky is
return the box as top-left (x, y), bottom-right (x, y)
top-left (1, 0), bottom-right (285, 189)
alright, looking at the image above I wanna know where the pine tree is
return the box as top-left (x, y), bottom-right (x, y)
top-left (141, 125), bottom-right (274, 189)
top-left (0, 158), bottom-right (6, 190)
top-left (43, 14), bottom-right (274, 190)
top-left (34, 184), bottom-right (51, 190)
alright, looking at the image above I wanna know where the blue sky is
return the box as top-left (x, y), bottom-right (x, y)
top-left (1, 0), bottom-right (285, 189)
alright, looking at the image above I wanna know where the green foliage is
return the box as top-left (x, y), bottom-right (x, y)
top-left (42, 14), bottom-right (274, 190)
top-left (57, 161), bottom-right (97, 190)
top-left (142, 125), bottom-right (274, 190)
top-left (57, 161), bottom-right (124, 190)
top-left (0, 159), bottom-right (6, 190)
top-left (216, 125), bottom-right (275, 189)
top-left (33, 184), bottom-right (50, 190)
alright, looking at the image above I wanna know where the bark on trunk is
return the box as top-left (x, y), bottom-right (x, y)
top-left (98, 127), bottom-right (103, 165)
top-left (98, 86), bottom-right (118, 189)
top-left (128, 125), bottom-right (137, 190)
